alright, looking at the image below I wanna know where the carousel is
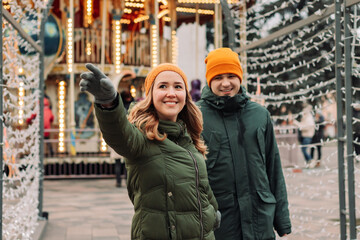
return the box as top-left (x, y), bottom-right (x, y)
top-left (37, 0), bottom-right (251, 178)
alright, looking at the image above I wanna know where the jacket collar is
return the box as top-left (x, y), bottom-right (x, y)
top-left (158, 119), bottom-right (186, 140)
top-left (200, 85), bottom-right (249, 112)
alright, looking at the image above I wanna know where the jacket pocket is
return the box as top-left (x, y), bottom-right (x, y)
top-left (256, 128), bottom-right (266, 164)
top-left (206, 131), bottom-right (221, 169)
top-left (202, 203), bottom-right (217, 235)
top-left (216, 193), bottom-right (235, 210)
top-left (253, 190), bottom-right (276, 239)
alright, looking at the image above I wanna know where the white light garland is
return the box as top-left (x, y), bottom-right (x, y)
top-left (254, 79), bottom-right (336, 102)
top-left (2, 0), bottom-right (45, 237)
top-left (247, 63), bottom-right (335, 88)
top-left (245, 15), bottom-right (335, 49)
top-left (246, 31), bottom-right (334, 66)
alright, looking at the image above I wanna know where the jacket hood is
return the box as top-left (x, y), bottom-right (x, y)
top-left (200, 85), bottom-right (249, 112)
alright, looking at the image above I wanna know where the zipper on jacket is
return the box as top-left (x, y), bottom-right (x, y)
top-left (174, 122), bottom-right (204, 239)
top-left (186, 149), bottom-right (204, 239)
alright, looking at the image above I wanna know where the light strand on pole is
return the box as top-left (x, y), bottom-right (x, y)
top-left (67, 18), bottom-right (73, 73)
top-left (151, 24), bottom-right (158, 67)
top-left (85, 0), bottom-right (93, 26)
top-left (113, 19), bottom-right (121, 74)
top-left (86, 41), bottom-right (92, 56)
top-left (58, 81), bottom-right (66, 153)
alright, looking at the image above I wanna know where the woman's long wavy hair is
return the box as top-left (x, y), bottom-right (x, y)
top-left (127, 83), bottom-right (207, 157)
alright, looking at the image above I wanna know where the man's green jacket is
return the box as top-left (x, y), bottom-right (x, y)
top-left (95, 95), bottom-right (218, 240)
top-left (197, 86), bottom-right (291, 240)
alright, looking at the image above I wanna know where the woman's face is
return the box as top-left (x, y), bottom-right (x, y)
top-left (152, 71), bottom-right (186, 122)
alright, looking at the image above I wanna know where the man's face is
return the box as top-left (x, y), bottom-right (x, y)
top-left (210, 73), bottom-right (241, 97)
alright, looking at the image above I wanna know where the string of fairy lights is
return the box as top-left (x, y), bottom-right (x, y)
top-left (246, 0), bottom-right (325, 37)
top-left (246, 29), bottom-right (335, 68)
top-left (2, 0), bottom-right (47, 238)
top-left (231, 1), bottom-right (360, 238)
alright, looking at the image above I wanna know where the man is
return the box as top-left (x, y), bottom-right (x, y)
top-left (197, 48), bottom-right (291, 240)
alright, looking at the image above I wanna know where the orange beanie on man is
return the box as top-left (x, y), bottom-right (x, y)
top-left (205, 48), bottom-right (243, 86)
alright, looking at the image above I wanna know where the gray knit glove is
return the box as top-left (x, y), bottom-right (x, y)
top-left (214, 210), bottom-right (221, 230)
top-left (79, 63), bottom-right (117, 104)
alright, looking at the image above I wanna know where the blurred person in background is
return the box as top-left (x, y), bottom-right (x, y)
top-left (120, 90), bottom-right (134, 110)
top-left (27, 98), bottom-right (54, 157)
top-left (294, 104), bottom-right (315, 168)
top-left (190, 79), bottom-right (202, 102)
top-left (310, 110), bottom-right (325, 167)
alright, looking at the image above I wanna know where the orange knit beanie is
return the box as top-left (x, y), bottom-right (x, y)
top-left (205, 48), bottom-right (243, 86)
top-left (144, 63), bottom-right (188, 96)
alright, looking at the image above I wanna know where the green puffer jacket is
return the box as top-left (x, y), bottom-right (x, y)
top-left (95, 95), bottom-right (218, 240)
top-left (197, 86), bottom-right (291, 240)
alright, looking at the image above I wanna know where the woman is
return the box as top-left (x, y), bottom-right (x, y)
top-left (310, 110), bottom-right (325, 167)
top-left (293, 104), bottom-right (315, 168)
top-left (80, 63), bottom-right (219, 240)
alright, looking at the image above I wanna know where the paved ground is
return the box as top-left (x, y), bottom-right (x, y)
top-left (41, 180), bottom-right (132, 240)
top-left (40, 143), bottom-right (360, 240)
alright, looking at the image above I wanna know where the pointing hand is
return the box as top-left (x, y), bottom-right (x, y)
top-left (80, 63), bottom-right (117, 104)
